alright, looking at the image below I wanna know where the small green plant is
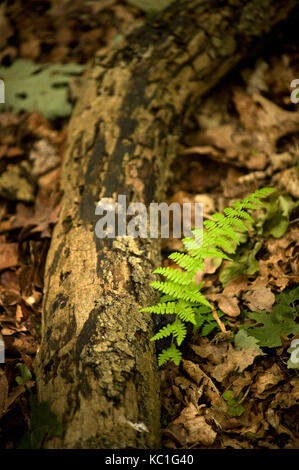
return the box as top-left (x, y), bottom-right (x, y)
top-left (140, 187), bottom-right (275, 366)
top-left (15, 363), bottom-right (32, 385)
top-left (126, 0), bottom-right (175, 14)
top-left (18, 390), bottom-right (62, 449)
top-left (222, 390), bottom-right (245, 417)
top-left (240, 287), bottom-right (299, 348)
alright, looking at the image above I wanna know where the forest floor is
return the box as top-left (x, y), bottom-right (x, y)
top-left (0, 0), bottom-right (298, 449)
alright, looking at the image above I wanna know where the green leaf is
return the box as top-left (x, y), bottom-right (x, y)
top-left (0, 59), bottom-right (85, 119)
top-left (151, 318), bottom-right (187, 345)
top-left (287, 339), bottom-right (299, 369)
top-left (126, 0), bottom-right (175, 13)
top-left (241, 288), bottom-right (299, 348)
top-left (18, 393), bottom-right (62, 449)
top-left (15, 363), bottom-right (32, 385)
top-left (242, 312), bottom-right (299, 348)
top-left (158, 343), bottom-right (182, 366)
top-left (246, 241), bottom-right (263, 274)
top-left (222, 390), bottom-right (245, 417)
top-left (193, 307), bottom-right (227, 336)
top-left (201, 321), bottom-right (218, 336)
top-left (256, 194), bottom-right (295, 238)
top-left (234, 330), bottom-right (265, 355)
top-left (220, 241), bottom-right (262, 287)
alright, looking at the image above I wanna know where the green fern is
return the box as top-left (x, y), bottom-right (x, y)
top-left (157, 343), bottom-right (182, 366)
top-left (141, 187), bottom-right (276, 366)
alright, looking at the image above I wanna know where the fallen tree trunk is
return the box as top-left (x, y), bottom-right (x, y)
top-left (35, 0), bottom-right (296, 448)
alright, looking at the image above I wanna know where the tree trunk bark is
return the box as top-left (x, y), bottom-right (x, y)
top-left (35, 0), bottom-right (296, 449)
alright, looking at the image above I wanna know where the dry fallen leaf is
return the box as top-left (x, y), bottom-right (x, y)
top-left (0, 370), bottom-right (9, 418)
top-left (208, 293), bottom-right (240, 317)
top-left (0, 4), bottom-right (13, 49)
top-left (211, 346), bottom-right (261, 382)
top-left (254, 363), bottom-right (284, 396)
top-left (222, 276), bottom-right (249, 296)
top-left (274, 167), bottom-right (299, 199)
top-left (242, 286), bottom-right (275, 312)
top-left (29, 139), bottom-right (60, 177)
top-left (166, 402), bottom-right (217, 447)
top-left (191, 338), bottom-right (227, 364)
top-left (182, 360), bottom-right (205, 386)
top-left (0, 243), bottom-right (19, 271)
top-left (182, 88), bottom-right (299, 178)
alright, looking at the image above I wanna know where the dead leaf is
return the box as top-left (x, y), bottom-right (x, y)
top-left (0, 243), bottom-right (18, 271)
top-left (223, 276), bottom-right (249, 296)
top-left (166, 403), bottom-right (217, 447)
top-left (203, 257), bottom-right (222, 274)
top-left (1, 327), bottom-right (17, 336)
top-left (11, 337), bottom-right (38, 355)
top-left (182, 360), bottom-right (205, 386)
top-left (254, 364), bottom-right (284, 396)
top-left (242, 286), bottom-right (275, 312)
top-left (265, 408), bottom-right (295, 439)
top-left (0, 371), bottom-right (9, 418)
top-left (208, 293), bottom-right (240, 317)
top-left (174, 375), bottom-right (204, 408)
top-left (184, 88), bottom-right (299, 177)
top-left (269, 152), bottom-right (295, 171)
top-left (230, 371), bottom-right (253, 397)
top-left (0, 4), bottom-right (13, 49)
top-left (242, 59), bottom-right (269, 95)
top-left (191, 338), bottom-right (227, 364)
top-left (274, 167), bottom-right (299, 199)
top-left (29, 139), bottom-right (60, 177)
top-left (193, 194), bottom-right (215, 214)
top-left (3, 381), bottom-right (35, 416)
top-left (0, 162), bottom-right (35, 202)
top-left (211, 347), bottom-right (261, 382)
top-left (246, 152), bottom-right (268, 170)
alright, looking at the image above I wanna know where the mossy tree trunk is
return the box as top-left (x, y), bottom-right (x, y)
top-left (35, 0), bottom-right (296, 448)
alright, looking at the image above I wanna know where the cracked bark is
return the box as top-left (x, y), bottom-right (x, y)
top-left (35, 0), bottom-right (296, 448)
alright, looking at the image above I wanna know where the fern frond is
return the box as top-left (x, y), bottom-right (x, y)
top-left (151, 318), bottom-right (187, 345)
top-left (228, 217), bottom-right (249, 232)
top-left (189, 226), bottom-right (236, 253)
top-left (140, 301), bottom-right (177, 314)
top-left (192, 247), bottom-right (232, 260)
top-left (211, 236), bottom-right (236, 253)
top-left (150, 281), bottom-right (211, 306)
top-left (141, 187), bottom-right (275, 366)
top-left (232, 201), bottom-right (259, 211)
top-left (223, 207), bottom-right (255, 222)
top-left (181, 238), bottom-right (203, 252)
top-left (168, 252), bottom-right (202, 273)
top-left (158, 344), bottom-right (182, 366)
top-left (140, 300), bottom-right (196, 324)
top-left (201, 226), bottom-right (239, 246)
top-left (153, 267), bottom-right (194, 285)
top-left (203, 219), bottom-right (218, 232)
top-left (249, 187), bottom-right (276, 199)
top-left (176, 306), bottom-right (196, 324)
